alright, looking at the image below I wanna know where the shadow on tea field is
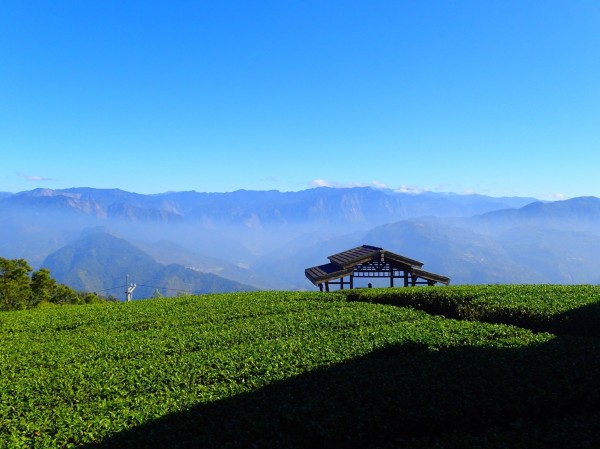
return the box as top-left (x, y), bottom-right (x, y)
top-left (85, 335), bottom-right (600, 449)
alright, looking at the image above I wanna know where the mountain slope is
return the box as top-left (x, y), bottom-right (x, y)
top-left (362, 218), bottom-right (547, 284)
top-left (133, 239), bottom-right (294, 290)
top-left (472, 196), bottom-right (600, 235)
top-left (356, 200), bottom-right (600, 285)
top-left (42, 233), bottom-right (256, 299)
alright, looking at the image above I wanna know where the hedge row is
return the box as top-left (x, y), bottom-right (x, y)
top-left (343, 284), bottom-right (600, 337)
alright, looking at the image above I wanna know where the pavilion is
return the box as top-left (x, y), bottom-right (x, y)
top-left (305, 244), bottom-right (450, 292)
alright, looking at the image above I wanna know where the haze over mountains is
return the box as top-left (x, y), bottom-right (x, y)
top-left (1, 186), bottom-right (599, 298)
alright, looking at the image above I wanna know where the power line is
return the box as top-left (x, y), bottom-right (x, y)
top-left (136, 284), bottom-right (194, 295)
top-left (90, 278), bottom-right (208, 299)
top-left (93, 284), bottom-right (194, 297)
top-left (94, 285), bottom-right (126, 294)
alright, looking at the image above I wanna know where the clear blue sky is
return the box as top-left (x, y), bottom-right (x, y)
top-left (1, 1), bottom-right (599, 199)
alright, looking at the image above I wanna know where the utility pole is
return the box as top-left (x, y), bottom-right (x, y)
top-left (125, 274), bottom-right (136, 302)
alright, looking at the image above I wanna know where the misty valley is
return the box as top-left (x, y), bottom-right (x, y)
top-left (2, 186), bottom-right (600, 300)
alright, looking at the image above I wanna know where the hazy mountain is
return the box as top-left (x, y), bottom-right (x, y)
top-left (472, 196), bottom-right (600, 235)
top-left (362, 218), bottom-right (548, 284)
top-left (1, 187), bottom-right (537, 227)
top-left (337, 199), bottom-right (600, 285)
top-left (497, 227), bottom-right (600, 284)
top-left (5, 186), bottom-right (600, 290)
top-left (251, 230), bottom-right (369, 290)
top-left (253, 218), bottom-right (546, 288)
top-left (42, 233), bottom-right (256, 299)
top-left (133, 239), bottom-right (294, 290)
top-left (0, 186), bottom-right (539, 277)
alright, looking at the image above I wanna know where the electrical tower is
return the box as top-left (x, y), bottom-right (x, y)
top-left (125, 275), bottom-right (136, 302)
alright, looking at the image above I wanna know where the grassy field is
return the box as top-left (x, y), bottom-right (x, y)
top-left (0, 287), bottom-right (599, 448)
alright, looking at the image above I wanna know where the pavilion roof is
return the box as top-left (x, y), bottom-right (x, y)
top-left (305, 244), bottom-right (449, 286)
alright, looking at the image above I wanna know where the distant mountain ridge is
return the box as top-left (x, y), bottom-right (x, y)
top-left (3, 186), bottom-right (599, 292)
top-left (472, 196), bottom-right (600, 234)
top-left (1, 187), bottom-right (538, 225)
top-left (0, 186), bottom-right (539, 270)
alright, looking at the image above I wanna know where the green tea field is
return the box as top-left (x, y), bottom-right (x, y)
top-left (1, 287), bottom-right (599, 448)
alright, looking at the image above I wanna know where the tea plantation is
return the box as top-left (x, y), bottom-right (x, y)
top-left (1, 287), bottom-right (599, 448)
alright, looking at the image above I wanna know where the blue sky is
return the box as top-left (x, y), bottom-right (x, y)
top-left (1, 1), bottom-right (599, 199)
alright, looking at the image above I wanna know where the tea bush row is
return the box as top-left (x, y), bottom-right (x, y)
top-left (1, 290), bottom-right (599, 447)
top-left (344, 284), bottom-right (600, 337)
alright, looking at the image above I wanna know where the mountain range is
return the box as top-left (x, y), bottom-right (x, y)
top-left (1, 186), bottom-right (599, 297)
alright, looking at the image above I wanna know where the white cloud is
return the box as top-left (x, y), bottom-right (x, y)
top-left (371, 180), bottom-right (388, 189)
top-left (17, 173), bottom-right (57, 182)
top-left (394, 185), bottom-right (431, 195)
top-left (544, 192), bottom-right (567, 200)
top-left (310, 179), bottom-right (333, 187)
top-left (310, 179), bottom-right (389, 189)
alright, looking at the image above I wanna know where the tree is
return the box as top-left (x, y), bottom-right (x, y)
top-left (81, 292), bottom-right (103, 304)
top-left (0, 258), bottom-right (32, 310)
top-left (0, 257), bottom-right (108, 311)
top-left (31, 268), bottom-right (59, 306)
